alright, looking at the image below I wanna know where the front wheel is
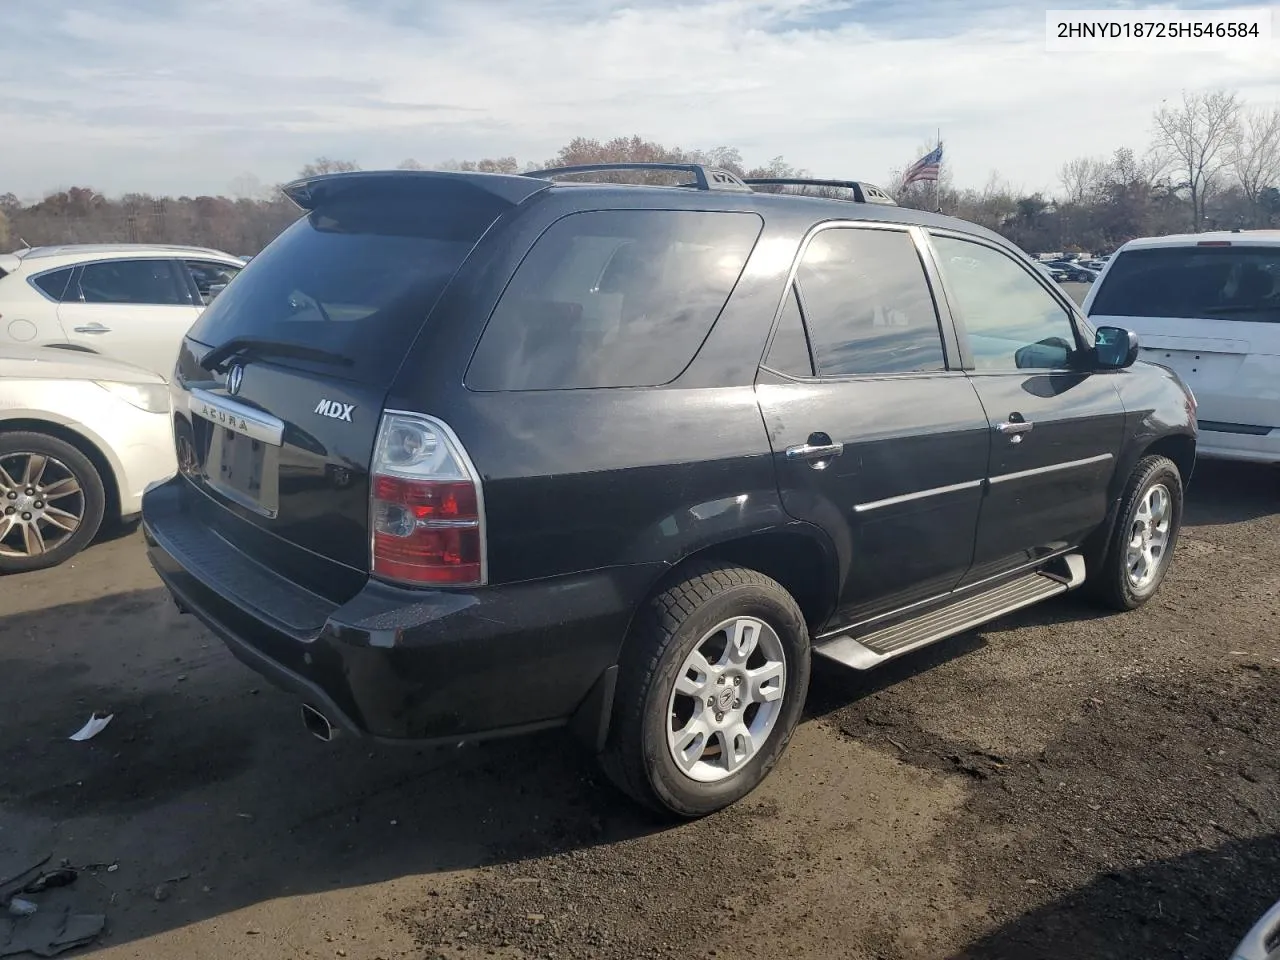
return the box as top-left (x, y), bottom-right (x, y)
top-left (600, 563), bottom-right (811, 819)
top-left (1085, 454), bottom-right (1184, 610)
top-left (0, 432), bottom-right (106, 574)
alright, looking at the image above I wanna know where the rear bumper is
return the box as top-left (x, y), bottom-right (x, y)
top-left (142, 477), bottom-right (656, 743)
top-left (1197, 428), bottom-right (1280, 464)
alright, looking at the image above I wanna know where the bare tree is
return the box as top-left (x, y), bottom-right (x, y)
top-left (297, 157), bottom-right (361, 178)
top-left (1231, 104), bottom-right (1280, 224)
top-left (1151, 89), bottom-right (1241, 230)
top-left (1058, 156), bottom-right (1108, 204)
top-left (436, 157), bottom-right (519, 174)
top-left (228, 173), bottom-right (274, 201)
top-left (396, 158), bottom-right (425, 170)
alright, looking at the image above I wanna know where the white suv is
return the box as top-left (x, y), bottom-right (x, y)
top-left (1083, 230), bottom-right (1280, 464)
top-left (0, 244), bottom-right (245, 380)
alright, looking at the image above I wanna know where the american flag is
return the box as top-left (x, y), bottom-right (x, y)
top-left (902, 143), bottom-right (943, 186)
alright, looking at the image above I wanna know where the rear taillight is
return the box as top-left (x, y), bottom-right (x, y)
top-left (370, 412), bottom-right (485, 587)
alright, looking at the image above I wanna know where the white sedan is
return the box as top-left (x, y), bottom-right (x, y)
top-left (0, 243), bottom-right (245, 379)
top-left (0, 345), bottom-right (177, 573)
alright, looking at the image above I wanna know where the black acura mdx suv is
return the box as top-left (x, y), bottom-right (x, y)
top-left (143, 164), bottom-right (1196, 818)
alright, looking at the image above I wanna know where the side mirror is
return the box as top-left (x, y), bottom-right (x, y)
top-left (1094, 325), bottom-right (1139, 369)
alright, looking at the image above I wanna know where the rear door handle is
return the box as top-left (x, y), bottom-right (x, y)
top-left (786, 441), bottom-right (844, 464)
top-left (73, 324), bottom-right (111, 334)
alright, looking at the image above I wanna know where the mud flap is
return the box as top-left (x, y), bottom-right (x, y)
top-left (568, 665), bottom-right (618, 754)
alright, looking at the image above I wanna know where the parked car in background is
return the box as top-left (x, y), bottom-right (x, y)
top-left (1084, 230), bottom-right (1280, 464)
top-left (1044, 260), bottom-right (1099, 282)
top-left (143, 165), bottom-right (1195, 819)
top-left (0, 345), bottom-right (176, 573)
top-left (0, 244), bottom-right (246, 379)
top-left (1033, 261), bottom-right (1071, 283)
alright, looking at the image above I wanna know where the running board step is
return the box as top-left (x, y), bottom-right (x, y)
top-left (814, 554), bottom-right (1086, 671)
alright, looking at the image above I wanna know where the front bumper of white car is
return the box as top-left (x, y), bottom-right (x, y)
top-left (1196, 423), bottom-right (1280, 465)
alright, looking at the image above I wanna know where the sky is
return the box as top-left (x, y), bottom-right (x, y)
top-left (1, 0), bottom-right (1278, 200)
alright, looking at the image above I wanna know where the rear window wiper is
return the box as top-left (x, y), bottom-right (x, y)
top-left (199, 337), bottom-right (355, 372)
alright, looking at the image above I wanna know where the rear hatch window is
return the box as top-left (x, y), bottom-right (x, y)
top-left (176, 176), bottom-right (534, 596)
top-left (186, 180), bottom-right (517, 377)
top-left (1090, 245), bottom-right (1280, 324)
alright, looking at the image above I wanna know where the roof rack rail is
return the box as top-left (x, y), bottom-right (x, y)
top-left (741, 178), bottom-right (899, 206)
top-left (524, 163), bottom-right (753, 193)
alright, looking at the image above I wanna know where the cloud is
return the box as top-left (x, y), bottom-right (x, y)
top-left (1, 0), bottom-right (1277, 198)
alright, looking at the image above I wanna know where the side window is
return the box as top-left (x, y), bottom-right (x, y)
top-left (467, 209), bottom-right (762, 391)
top-left (31, 268), bottom-right (74, 302)
top-left (184, 260), bottom-right (242, 305)
top-left (795, 227), bottom-right (946, 377)
top-left (77, 259), bottom-right (188, 306)
top-left (932, 236), bottom-right (1080, 371)
top-left (762, 284), bottom-right (813, 377)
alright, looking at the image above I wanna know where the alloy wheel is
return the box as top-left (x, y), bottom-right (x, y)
top-left (0, 453), bottom-right (86, 558)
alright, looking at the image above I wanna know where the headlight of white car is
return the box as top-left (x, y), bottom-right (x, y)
top-left (94, 381), bottom-right (171, 414)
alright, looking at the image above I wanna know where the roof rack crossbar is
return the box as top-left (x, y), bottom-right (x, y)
top-left (525, 163), bottom-right (752, 192)
top-left (741, 177), bottom-right (899, 206)
top-left (743, 177), bottom-right (862, 190)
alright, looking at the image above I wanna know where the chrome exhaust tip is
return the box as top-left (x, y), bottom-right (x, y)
top-left (301, 703), bottom-right (335, 742)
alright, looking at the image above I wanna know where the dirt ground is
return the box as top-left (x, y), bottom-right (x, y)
top-left (1, 457), bottom-right (1277, 960)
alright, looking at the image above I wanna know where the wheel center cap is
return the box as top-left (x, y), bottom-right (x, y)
top-left (15, 494), bottom-right (34, 512)
top-left (716, 687), bottom-right (735, 712)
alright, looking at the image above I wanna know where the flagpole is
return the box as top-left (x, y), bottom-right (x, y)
top-left (935, 128), bottom-right (941, 214)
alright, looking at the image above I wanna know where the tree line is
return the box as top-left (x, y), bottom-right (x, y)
top-left (2, 88), bottom-right (1276, 258)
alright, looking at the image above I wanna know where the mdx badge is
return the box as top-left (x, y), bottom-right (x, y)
top-left (226, 363), bottom-right (244, 396)
top-left (315, 399), bottom-right (355, 422)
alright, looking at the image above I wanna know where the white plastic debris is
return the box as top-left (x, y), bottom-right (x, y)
top-left (68, 713), bottom-right (113, 742)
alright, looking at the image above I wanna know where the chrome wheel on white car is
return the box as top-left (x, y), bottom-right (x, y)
top-left (0, 433), bottom-right (106, 574)
top-left (0, 452), bottom-right (87, 558)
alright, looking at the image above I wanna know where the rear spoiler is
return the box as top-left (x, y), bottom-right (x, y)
top-left (281, 170), bottom-right (551, 212)
top-left (0, 253), bottom-right (21, 278)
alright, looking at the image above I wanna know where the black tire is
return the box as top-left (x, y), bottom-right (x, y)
top-left (600, 562), bottom-right (811, 819)
top-left (1084, 454), bottom-right (1183, 611)
top-left (0, 431), bottom-right (106, 574)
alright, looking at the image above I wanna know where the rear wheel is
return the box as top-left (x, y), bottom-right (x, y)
top-left (0, 432), bottom-right (106, 574)
top-left (600, 562), bottom-right (811, 818)
top-left (1084, 455), bottom-right (1183, 610)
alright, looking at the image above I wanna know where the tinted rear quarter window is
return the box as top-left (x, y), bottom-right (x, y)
top-left (31, 267), bottom-right (74, 302)
top-left (466, 209), bottom-right (763, 391)
top-left (186, 180), bottom-right (516, 379)
top-left (1091, 245), bottom-right (1280, 323)
top-left (763, 284), bottom-right (813, 377)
